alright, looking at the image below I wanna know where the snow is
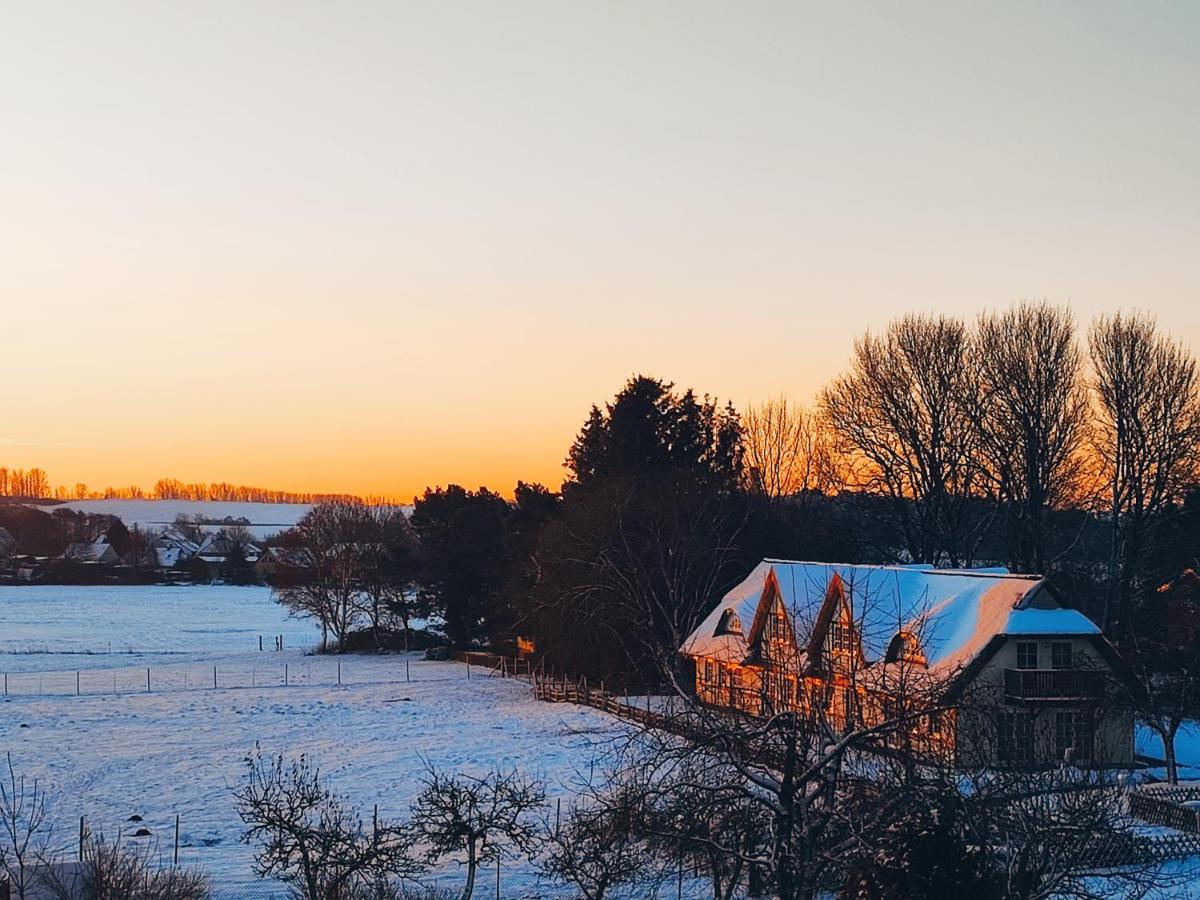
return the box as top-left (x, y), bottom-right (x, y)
top-left (31, 500), bottom-right (314, 539)
top-left (1001, 607), bottom-right (1100, 635)
top-left (0, 585), bottom-right (320, 672)
top-left (1137, 721), bottom-right (1200, 781)
top-left (682, 559), bottom-right (1096, 673)
top-left (0, 585), bottom-right (630, 894)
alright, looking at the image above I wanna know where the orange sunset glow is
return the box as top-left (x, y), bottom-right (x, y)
top-left (2, 2), bottom-right (1198, 499)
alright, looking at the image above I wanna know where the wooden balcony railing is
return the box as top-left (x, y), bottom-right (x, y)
top-left (1004, 668), bottom-right (1105, 702)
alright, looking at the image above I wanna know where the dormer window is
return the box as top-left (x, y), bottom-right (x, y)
top-left (715, 609), bottom-right (743, 636)
top-left (826, 616), bottom-right (853, 655)
top-left (885, 631), bottom-right (927, 666)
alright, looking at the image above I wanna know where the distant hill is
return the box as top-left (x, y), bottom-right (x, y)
top-left (32, 499), bottom-right (313, 539)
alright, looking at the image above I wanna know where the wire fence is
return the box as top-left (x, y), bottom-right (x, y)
top-left (22, 855), bottom-right (716, 899)
top-left (201, 864), bottom-right (715, 899)
top-left (0, 654), bottom-right (437, 699)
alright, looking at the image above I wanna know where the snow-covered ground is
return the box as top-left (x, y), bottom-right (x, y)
top-left (0, 585), bottom-right (319, 672)
top-left (1138, 721), bottom-right (1200, 781)
top-left (0, 586), bottom-right (632, 896)
top-left (31, 499), bottom-right (314, 538)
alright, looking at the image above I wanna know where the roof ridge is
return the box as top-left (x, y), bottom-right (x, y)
top-left (761, 559), bottom-right (1039, 581)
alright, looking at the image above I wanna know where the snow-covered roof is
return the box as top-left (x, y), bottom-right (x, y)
top-left (63, 539), bottom-right (119, 564)
top-left (681, 560), bottom-right (1100, 674)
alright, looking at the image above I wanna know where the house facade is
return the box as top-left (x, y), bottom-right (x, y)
top-left (680, 560), bottom-right (1134, 768)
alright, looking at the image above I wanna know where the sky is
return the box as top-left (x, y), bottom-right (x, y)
top-left (1, 1), bottom-right (1198, 499)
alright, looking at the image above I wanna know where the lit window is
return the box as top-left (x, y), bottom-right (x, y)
top-left (827, 617), bottom-right (853, 655)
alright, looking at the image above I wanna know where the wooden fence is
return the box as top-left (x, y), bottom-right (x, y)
top-left (453, 650), bottom-right (535, 678)
top-left (533, 673), bottom-right (678, 728)
top-left (1127, 785), bottom-right (1200, 834)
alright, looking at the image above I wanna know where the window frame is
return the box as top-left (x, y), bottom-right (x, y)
top-left (1050, 641), bottom-right (1074, 670)
top-left (1016, 641), bottom-right (1039, 670)
top-left (999, 710), bottom-right (1035, 764)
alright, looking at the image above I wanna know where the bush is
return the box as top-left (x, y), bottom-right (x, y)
top-left (39, 833), bottom-right (210, 900)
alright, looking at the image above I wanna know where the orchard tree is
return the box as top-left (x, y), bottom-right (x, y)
top-left (411, 765), bottom-right (544, 900)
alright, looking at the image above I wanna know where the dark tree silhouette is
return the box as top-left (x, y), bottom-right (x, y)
top-left (410, 486), bottom-right (511, 649)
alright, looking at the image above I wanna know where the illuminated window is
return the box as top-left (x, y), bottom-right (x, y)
top-left (827, 615), bottom-right (853, 655)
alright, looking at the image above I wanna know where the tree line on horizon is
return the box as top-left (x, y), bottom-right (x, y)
top-left (0, 470), bottom-right (376, 506)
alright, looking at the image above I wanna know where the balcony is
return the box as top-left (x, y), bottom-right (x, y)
top-left (1003, 668), bottom-right (1106, 703)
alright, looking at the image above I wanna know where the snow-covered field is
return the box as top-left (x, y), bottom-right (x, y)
top-left (32, 499), bottom-right (313, 538)
top-left (0, 586), bottom-right (631, 896)
top-left (0, 585), bottom-right (319, 672)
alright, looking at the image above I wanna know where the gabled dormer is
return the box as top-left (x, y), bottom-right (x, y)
top-left (746, 568), bottom-right (800, 666)
top-left (805, 573), bottom-right (863, 674)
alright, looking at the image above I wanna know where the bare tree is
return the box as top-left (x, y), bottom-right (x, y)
top-left (539, 783), bottom-right (662, 900)
top-left (273, 501), bottom-right (372, 650)
top-left (972, 302), bottom-right (1089, 573)
top-left (528, 474), bottom-right (746, 684)
top-left (742, 396), bottom-right (840, 502)
top-left (354, 505), bottom-right (418, 647)
top-left (234, 749), bottom-right (421, 899)
top-left (0, 753), bottom-right (50, 900)
top-left (410, 764), bottom-right (544, 900)
top-left (821, 313), bottom-right (985, 566)
top-left (1089, 312), bottom-right (1200, 629)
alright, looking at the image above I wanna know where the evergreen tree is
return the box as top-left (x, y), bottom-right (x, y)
top-left (410, 485), bottom-right (511, 649)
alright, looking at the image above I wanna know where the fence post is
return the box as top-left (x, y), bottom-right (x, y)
top-left (213, 666), bottom-right (217, 689)
top-left (147, 669), bottom-right (151, 693)
top-left (406, 658), bottom-right (410, 683)
top-left (76, 671), bottom-right (80, 696)
top-left (338, 661), bottom-right (341, 686)
top-left (285, 664), bottom-right (288, 686)
top-left (496, 852), bottom-right (501, 900)
top-left (79, 816), bottom-right (85, 860)
top-left (174, 814), bottom-right (180, 866)
top-left (259, 635), bottom-right (263, 652)
top-left (555, 797), bottom-right (561, 838)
